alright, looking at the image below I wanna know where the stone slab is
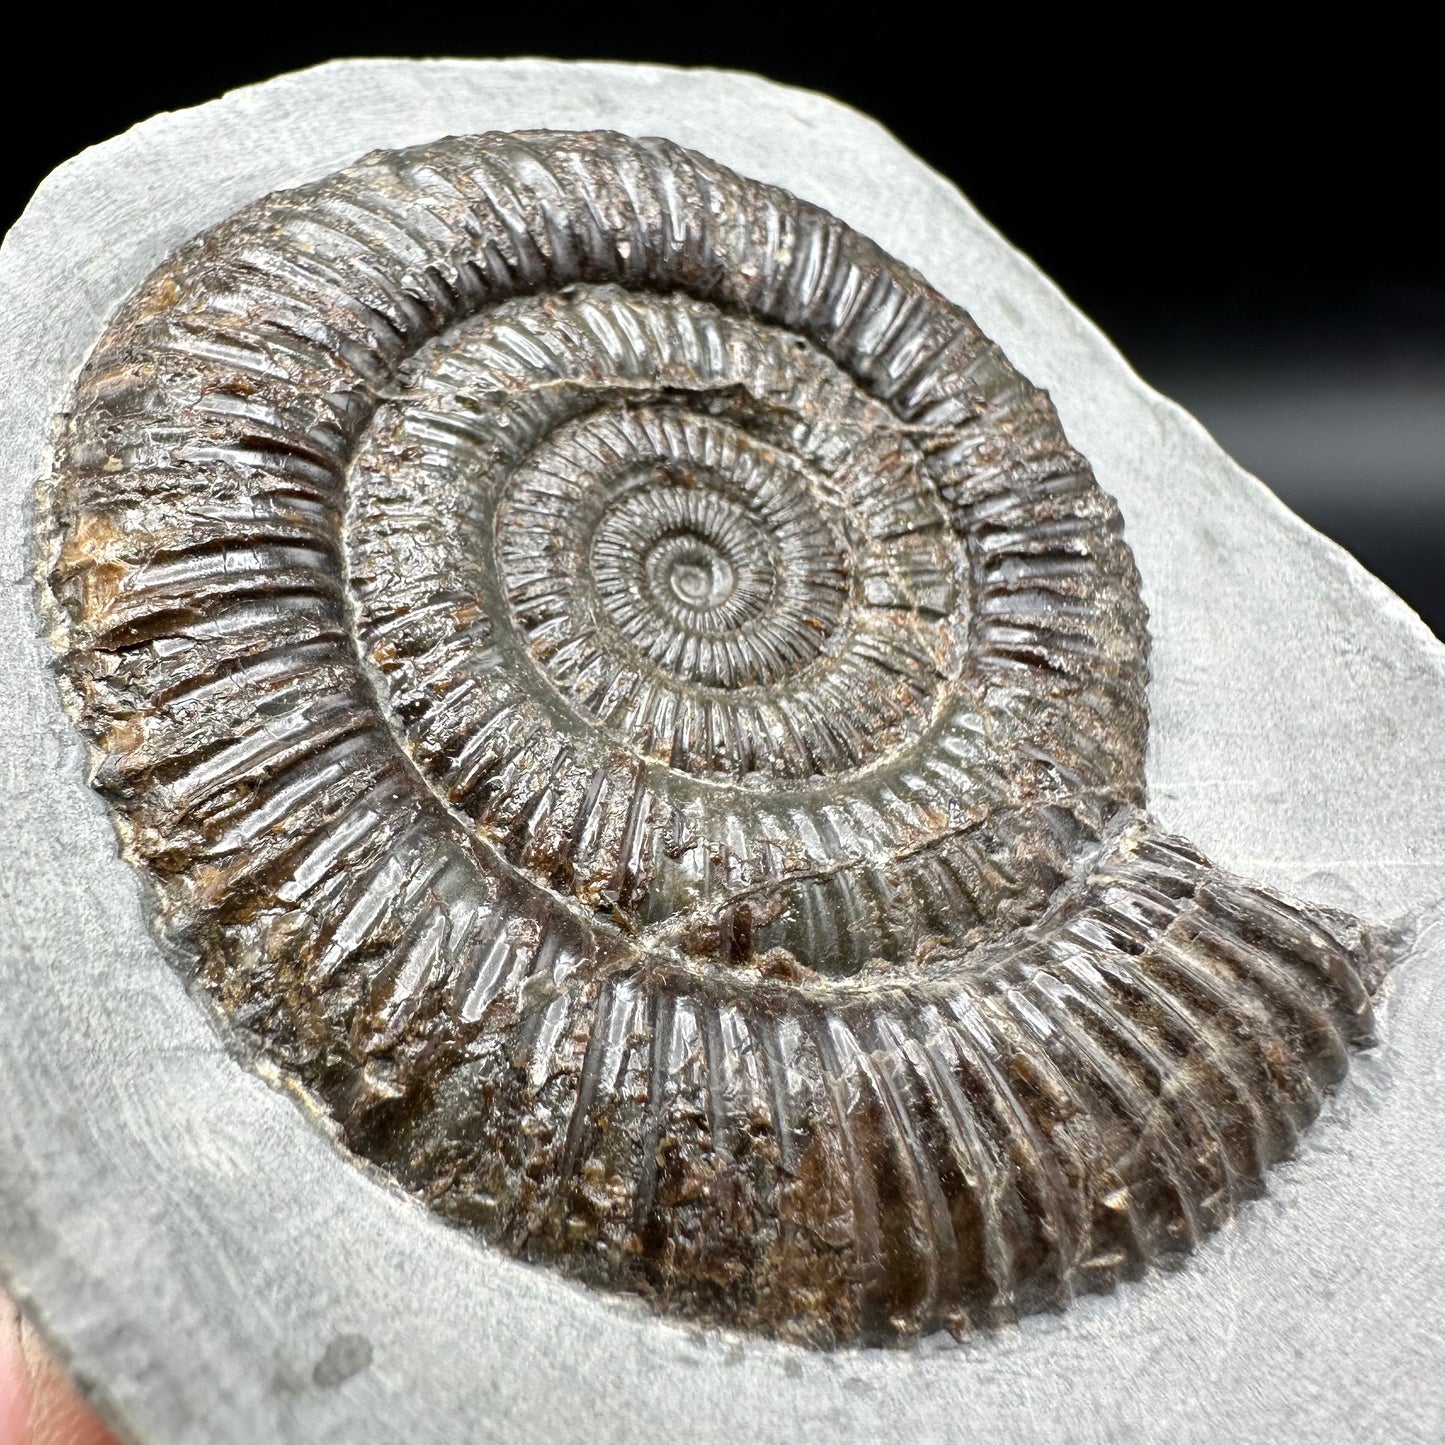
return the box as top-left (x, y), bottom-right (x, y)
top-left (1, 58), bottom-right (1442, 1445)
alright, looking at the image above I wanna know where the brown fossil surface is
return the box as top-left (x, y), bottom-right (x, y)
top-left (41, 131), bottom-right (1387, 1345)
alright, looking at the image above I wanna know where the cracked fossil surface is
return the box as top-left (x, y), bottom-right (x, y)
top-left (42, 130), bottom-right (1387, 1345)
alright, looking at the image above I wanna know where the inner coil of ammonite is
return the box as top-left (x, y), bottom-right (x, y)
top-left (43, 131), bottom-right (1387, 1345)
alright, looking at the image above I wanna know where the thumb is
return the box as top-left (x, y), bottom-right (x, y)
top-left (2, 1298), bottom-right (119, 1445)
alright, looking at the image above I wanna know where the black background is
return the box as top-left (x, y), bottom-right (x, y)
top-left (5, 19), bottom-right (1438, 634)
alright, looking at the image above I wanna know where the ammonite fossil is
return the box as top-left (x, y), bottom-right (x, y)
top-left (42, 131), bottom-right (1388, 1346)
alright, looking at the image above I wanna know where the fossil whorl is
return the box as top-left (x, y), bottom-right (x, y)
top-left (43, 131), bottom-right (1387, 1345)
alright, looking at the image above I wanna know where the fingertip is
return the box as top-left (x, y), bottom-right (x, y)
top-left (0, 1301), bottom-right (36, 1444)
top-left (7, 1303), bottom-right (121, 1445)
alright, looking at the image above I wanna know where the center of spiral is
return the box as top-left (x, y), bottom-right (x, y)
top-left (654, 535), bottom-right (734, 611)
top-left (592, 477), bottom-right (783, 664)
top-left (588, 474), bottom-right (803, 687)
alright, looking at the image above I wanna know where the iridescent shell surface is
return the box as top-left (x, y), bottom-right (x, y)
top-left (42, 132), bottom-right (1386, 1345)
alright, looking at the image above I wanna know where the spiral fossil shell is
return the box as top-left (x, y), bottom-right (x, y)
top-left (42, 131), bottom-right (1388, 1345)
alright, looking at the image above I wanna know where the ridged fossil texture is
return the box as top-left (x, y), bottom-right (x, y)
top-left (42, 131), bottom-right (1388, 1345)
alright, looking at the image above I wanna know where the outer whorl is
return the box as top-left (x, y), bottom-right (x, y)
top-left (42, 131), bottom-right (1387, 1345)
